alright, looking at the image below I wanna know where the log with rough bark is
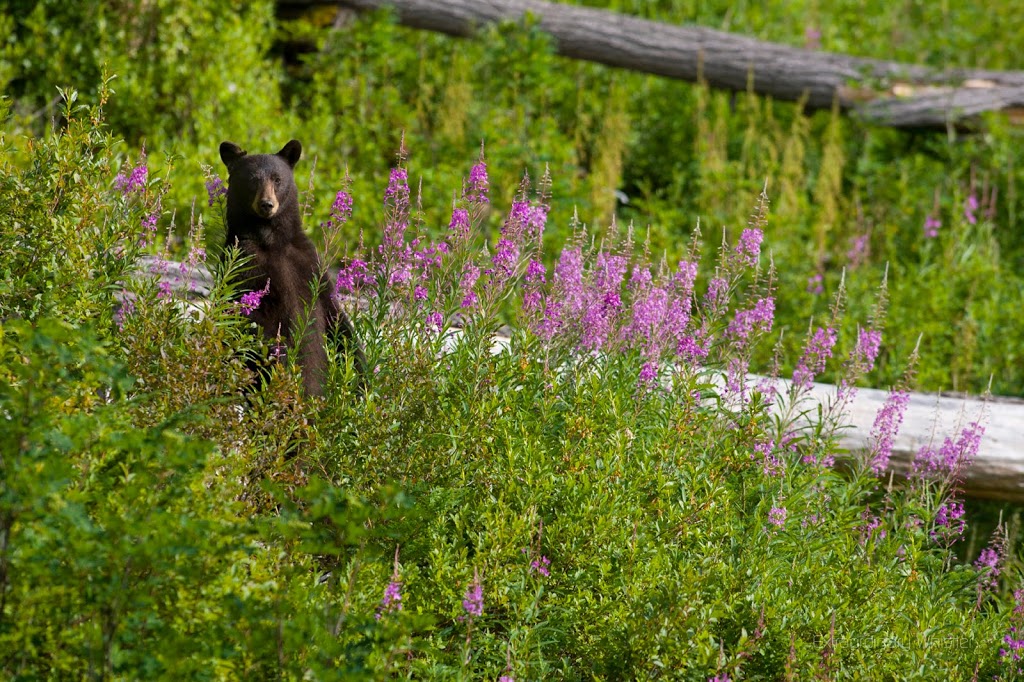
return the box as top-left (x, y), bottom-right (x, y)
top-left (280, 0), bottom-right (1024, 129)
top-left (141, 257), bottom-right (1024, 502)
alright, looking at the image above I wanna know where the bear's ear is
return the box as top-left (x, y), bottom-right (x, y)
top-left (220, 142), bottom-right (247, 169)
top-left (277, 140), bottom-right (302, 168)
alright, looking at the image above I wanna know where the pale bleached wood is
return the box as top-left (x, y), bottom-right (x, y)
top-left (279, 0), bottom-right (1024, 129)
top-left (783, 379), bottom-right (1022, 501)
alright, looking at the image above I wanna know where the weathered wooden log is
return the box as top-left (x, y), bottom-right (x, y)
top-left (141, 256), bottom-right (1024, 501)
top-left (279, 0), bottom-right (1024, 129)
top-left (791, 379), bottom-right (1022, 501)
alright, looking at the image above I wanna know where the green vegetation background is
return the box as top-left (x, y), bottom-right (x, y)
top-left (4, 0), bottom-right (1023, 396)
top-left (3, 1), bottom-right (1024, 679)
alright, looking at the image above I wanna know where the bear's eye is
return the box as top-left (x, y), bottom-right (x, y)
top-left (272, 175), bottom-right (281, 186)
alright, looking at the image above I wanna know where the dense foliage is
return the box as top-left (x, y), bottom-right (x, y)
top-left (4, 0), bottom-right (1023, 396)
top-left (2, 0), bottom-right (1023, 678)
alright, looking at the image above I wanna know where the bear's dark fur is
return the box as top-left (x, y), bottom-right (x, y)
top-left (220, 139), bottom-right (363, 397)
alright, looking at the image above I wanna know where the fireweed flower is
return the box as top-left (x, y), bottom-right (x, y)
top-left (846, 233), bottom-right (870, 268)
top-left (674, 259), bottom-right (698, 297)
top-left (638, 361), bottom-right (659, 389)
top-left (331, 190), bottom-right (353, 222)
top-left (735, 227), bottom-right (763, 267)
top-left (239, 279), bottom-right (271, 316)
top-left (1002, 590), bottom-right (1024, 670)
top-left (534, 246), bottom-right (585, 341)
top-left (114, 296), bottom-right (135, 329)
top-left (805, 25), bottom-right (821, 49)
top-left (380, 167), bottom-right (410, 257)
top-left (460, 265), bottom-right (481, 309)
top-left (964, 194), bottom-right (979, 225)
top-left (835, 327), bottom-right (883, 406)
top-left (792, 326), bottom-right (837, 389)
top-left (522, 259), bottom-right (546, 313)
top-left (490, 238), bottom-right (520, 283)
top-left (868, 387), bottom-right (909, 473)
top-left (768, 506), bottom-right (787, 527)
top-left (975, 527), bottom-right (1007, 598)
top-left (384, 167), bottom-right (409, 209)
top-left (448, 207), bottom-right (471, 244)
top-left (205, 175), bottom-right (227, 206)
top-left (806, 273), bottom-right (824, 295)
top-left (530, 556), bottom-right (551, 577)
top-left (461, 571), bottom-right (483, 619)
top-left (704, 276), bottom-right (729, 312)
top-left (335, 258), bottom-right (372, 296)
top-left (425, 311), bottom-right (444, 335)
top-left (726, 297), bottom-right (775, 344)
top-left (578, 251), bottom-right (628, 352)
top-left (923, 214), bottom-right (941, 238)
top-left (140, 209), bottom-right (160, 246)
top-left (929, 500), bottom-right (965, 547)
top-left (115, 157), bottom-right (147, 194)
top-left (677, 327), bottom-right (711, 364)
top-left (623, 263), bottom-right (693, 363)
top-left (858, 513), bottom-right (886, 544)
top-left (466, 160), bottom-right (489, 205)
top-left (623, 266), bottom-right (657, 345)
top-left (375, 579), bottom-right (403, 620)
top-left (504, 200), bottom-right (533, 244)
top-left (912, 421), bottom-right (985, 481)
top-left (754, 439), bottom-right (783, 477)
top-left (856, 328), bottom-right (882, 371)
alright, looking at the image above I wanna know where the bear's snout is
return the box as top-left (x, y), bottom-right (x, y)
top-left (252, 183), bottom-right (280, 218)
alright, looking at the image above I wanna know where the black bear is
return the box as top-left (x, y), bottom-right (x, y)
top-left (219, 139), bottom-right (364, 397)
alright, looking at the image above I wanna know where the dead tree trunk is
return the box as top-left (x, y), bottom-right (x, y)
top-left (282, 0), bottom-right (1024, 129)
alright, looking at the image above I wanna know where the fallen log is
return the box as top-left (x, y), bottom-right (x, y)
top-left (141, 257), bottom-right (1024, 502)
top-left (793, 380), bottom-right (1022, 502)
top-left (279, 0), bottom-right (1024, 129)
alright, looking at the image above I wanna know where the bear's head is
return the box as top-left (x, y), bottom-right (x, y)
top-left (220, 140), bottom-right (302, 220)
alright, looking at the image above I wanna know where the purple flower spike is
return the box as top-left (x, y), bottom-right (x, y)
top-left (735, 227), bottom-right (763, 267)
top-left (335, 258), bottom-right (372, 296)
top-left (385, 167), bottom-right (409, 207)
top-left (792, 326), bottom-right (837, 389)
top-left (448, 207), bottom-right (471, 243)
top-left (964, 194), bottom-right (979, 225)
top-left (638, 361), bottom-right (659, 388)
top-left (332, 190), bottom-right (353, 223)
top-left (115, 159), bottom-right (148, 194)
top-left (869, 388), bottom-right (909, 473)
top-left (530, 555), bottom-right (551, 577)
top-left (462, 572), bottom-right (483, 619)
top-left (205, 176), bottom-right (227, 206)
top-left (459, 265), bottom-right (481, 309)
top-left (425, 311), bottom-right (444, 335)
top-left (375, 580), bottom-right (403, 620)
top-left (726, 297), bottom-right (775, 344)
top-left (240, 279), bottom-right (271, 316)
top-left (466, 160), bottom-right (489, 205)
